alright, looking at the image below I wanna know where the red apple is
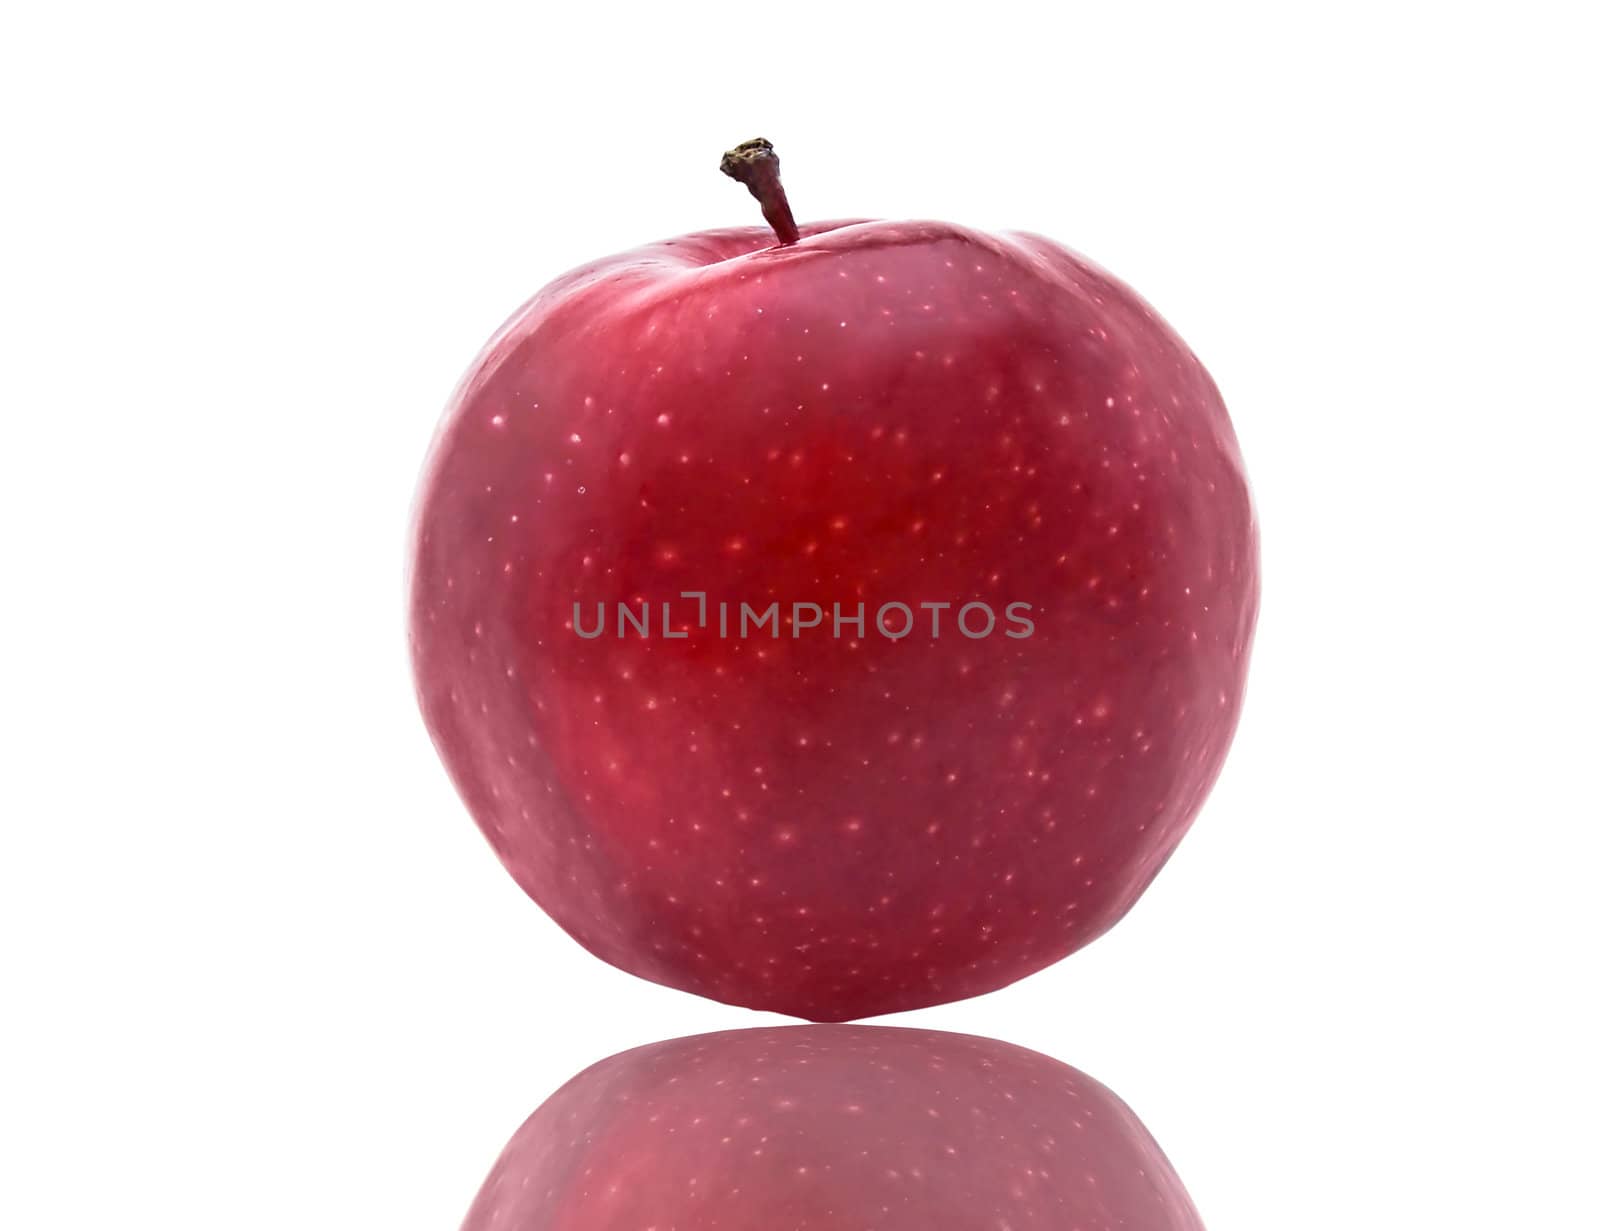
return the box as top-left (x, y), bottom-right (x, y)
top-left (461, 1025), bottom-right (1205, 1230)
top-left (410, 140), bottom-right (1257, 1020)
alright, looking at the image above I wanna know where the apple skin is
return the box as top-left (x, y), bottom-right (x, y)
top-left (410, 219), bottom-right (1257, 1021)
top-left (461, 1025), bottom-right (1204, 1231)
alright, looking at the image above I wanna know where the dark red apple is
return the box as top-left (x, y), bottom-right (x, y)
top-left (461, 1025), bottom-right (1205, 1230)
top-left (410, 140), bottom-right (1257, 1020)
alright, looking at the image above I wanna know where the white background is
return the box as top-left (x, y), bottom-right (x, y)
top-left (3, 3), bottom-right (1597, 1228)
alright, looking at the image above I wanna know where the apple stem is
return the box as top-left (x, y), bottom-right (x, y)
top-left (720, 138), bottom-right (801, 246)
